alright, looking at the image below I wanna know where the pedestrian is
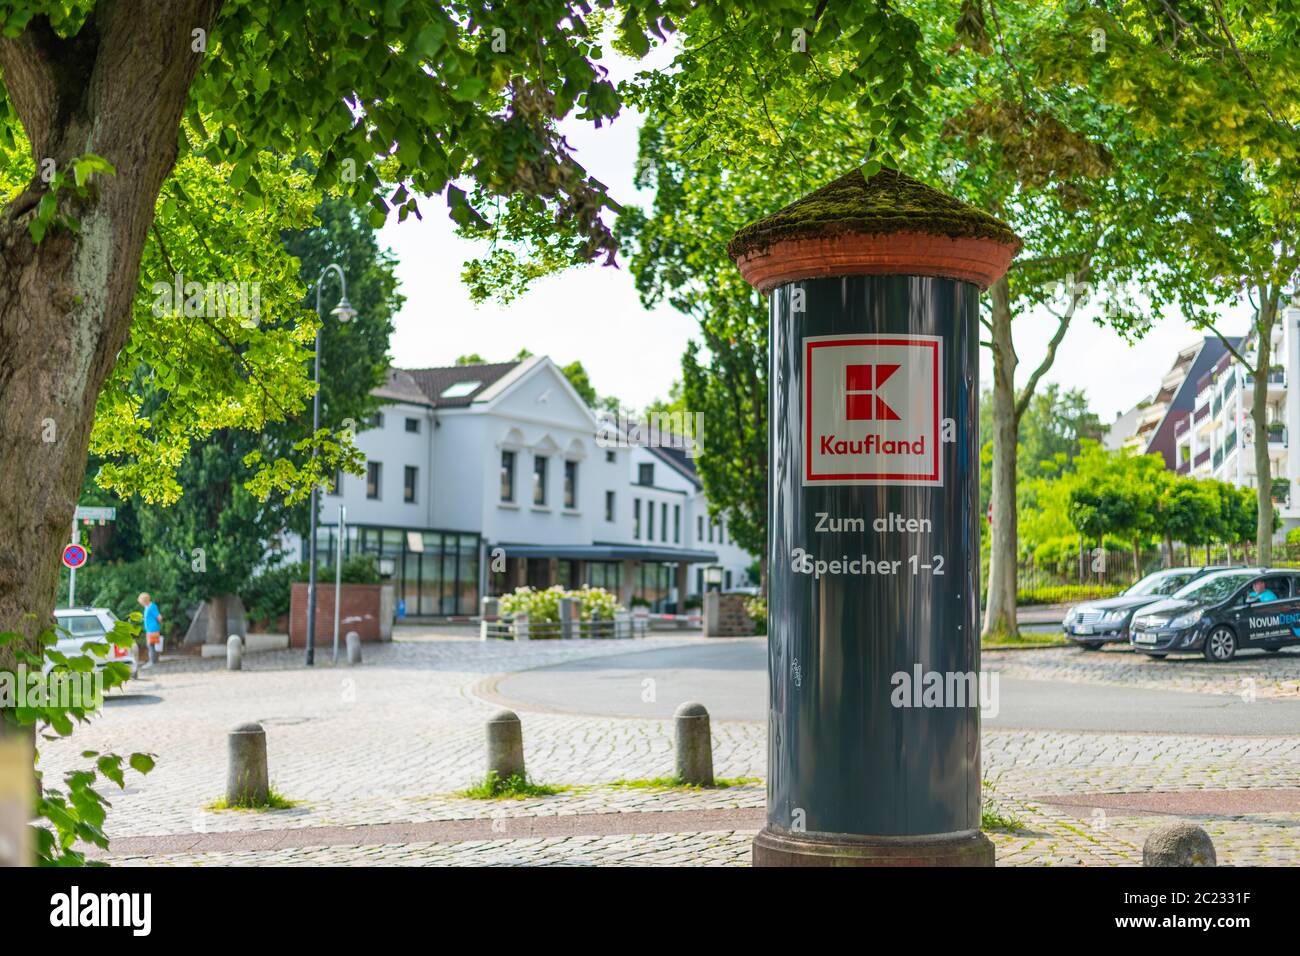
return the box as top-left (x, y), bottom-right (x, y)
top-left (138, 592), bottom-right (163, 666)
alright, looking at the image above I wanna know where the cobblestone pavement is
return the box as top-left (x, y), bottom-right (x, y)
top-left (38, 628), bottom-right (1300, 866)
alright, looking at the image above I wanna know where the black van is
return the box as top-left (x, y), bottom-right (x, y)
top-left (1129, 568), bottom-right (1300, 661)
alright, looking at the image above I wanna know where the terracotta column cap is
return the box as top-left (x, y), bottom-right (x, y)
top-left (728, 166), bottom-right (1021, 293)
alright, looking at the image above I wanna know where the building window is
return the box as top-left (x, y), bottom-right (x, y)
top-left (638, 463), bottom-right (654, 486)
top-left (533, 455), bottom-right (548, 506)
top-left (634, 498), bottom-right (641, 539)
top-left (605, 450), bottom-right (616, 463)
top-left (500, 450), bottom-right (516, 503)
top-left (648, 500), bottom-right (656, 540)
top-left (674, 505), bottom-right (681, 543)
top-left (564, 460), bottom-right (578, 509)
top-left (697, 515), bottom-right (704, 541)
top-left (366, 461), bottom-right (382, 499)
top-left (327, 468), bottom-right (342, 496)
top-left (605, 490), bottom-right (615, 522)
top-left (366, 412), bottom-right (384, 429)
top-left (405, 417), bottom-right (420, 433)
top-left (661, 502), bottom-right (668, 542)
top-left (708, 518), bottom-right (714, 543)
top-left (404, 466), bottom-right (417, 503)
top-left (725, 570), bottom-right (733, 590)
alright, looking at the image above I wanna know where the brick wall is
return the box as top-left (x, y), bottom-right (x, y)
top-left (703, 592), bottom-right (755, 637)
top-left (289, 583), bottom-right (393, 647)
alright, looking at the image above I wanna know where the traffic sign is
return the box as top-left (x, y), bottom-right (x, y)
top-left (61, 544), bottom-right (87, 569)
top-left (73, 506), bottom-right (115, 522)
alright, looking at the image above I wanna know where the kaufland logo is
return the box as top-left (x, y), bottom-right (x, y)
top-left (804, 333), bottom-right (942, 485)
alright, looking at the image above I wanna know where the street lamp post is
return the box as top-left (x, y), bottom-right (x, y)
top-left (305, 263), bottom-right (358, 666)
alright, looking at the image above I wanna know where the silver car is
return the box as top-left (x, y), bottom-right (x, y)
top-left (50, 607), bottom-right (139, 679)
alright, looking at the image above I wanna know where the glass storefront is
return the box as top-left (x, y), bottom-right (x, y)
top-left (636, 561), bottom-right (674, 610)
top-left (586, 561), bottom-right (621, 592)
top-left (316, 524), bottom-right (481, 616)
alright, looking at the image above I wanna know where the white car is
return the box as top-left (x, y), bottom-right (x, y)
top-left (50, 607), bottom-right (138, 679)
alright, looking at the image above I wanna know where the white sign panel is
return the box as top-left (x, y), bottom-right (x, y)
top-left (803, 333), bottom-right (942, 486)
top-left (73, 506), bottom-right (116, 521)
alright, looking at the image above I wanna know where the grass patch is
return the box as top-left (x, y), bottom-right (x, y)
top-left (457, 771), bottom-right (568, 800)
top-left (611, 776), bottom-right (761, 791)
top-left (981, 629), bottom-right (1068, 648)
top-left (981, 805), bottom-right (1026, 833)
top-left (206, 788), bottom-right (301, 812)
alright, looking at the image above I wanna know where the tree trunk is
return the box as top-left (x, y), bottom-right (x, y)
top-left (1131, 540), bottom-right (1141, 580)
top-left (208, 594), bottom-right (229, 645)
top-left (1253, 290), bottom-right (1278, 564)
top-left (1163, 533), bottom-right (1174, 567)
top-left (1205, 542), bottom-right (1211, 565)
top-left (0, 4), bottom-right (219, 662)
top-left (982, 278), bottom-right (1019, 638)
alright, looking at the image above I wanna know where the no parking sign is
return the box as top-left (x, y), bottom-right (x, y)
top-left (61, 543), bottom-right (87, 569)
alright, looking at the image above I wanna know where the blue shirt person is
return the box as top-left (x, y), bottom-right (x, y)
top-left (138, 592), bottom-right (163, 664)
top-left (1248, 580), bottom-right (1278, 603)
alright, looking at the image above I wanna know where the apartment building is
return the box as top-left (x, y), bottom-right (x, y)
top-left (288, 355), bottom-right (756, 617)
top-left (1105, 337), bottom-right (1229, 466)
top-left (1174, 308), bottom-right (1300, 533)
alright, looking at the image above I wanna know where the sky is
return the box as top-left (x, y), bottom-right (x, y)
top-left (376, 48), bottom-right (1256, 425)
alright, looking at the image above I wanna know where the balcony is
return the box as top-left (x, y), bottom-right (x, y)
top-left (1194, 403), bottom-right (1210, 422)
top-left (1272, 477), bottom-right (1291, 506)
top-left (1175, 417), bottom-right (1190, 437)
top-left (1177, 458), bottom-right (1191, 475)
top-left (1195, 449), bottom-right (1211, 467)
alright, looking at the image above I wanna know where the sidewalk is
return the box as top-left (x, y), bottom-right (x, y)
top-left (1016, 603), bottom-right (1071, 626)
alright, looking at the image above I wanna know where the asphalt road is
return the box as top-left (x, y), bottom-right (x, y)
top-left (491, 638), bottom-right (1300, 735)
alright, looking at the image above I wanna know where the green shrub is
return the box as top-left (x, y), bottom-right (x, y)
top-left (1017, 583), bottom-right (1126, 606)
top-left (744, 595), bottom-right (768, 636)
top-left (1286, 527), bottom-right (1300, 547)
top-left (497, 585), bottom-right (622, 626)
top-left (59, 554), bottom-right (184, 638)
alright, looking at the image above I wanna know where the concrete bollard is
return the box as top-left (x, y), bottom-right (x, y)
top-left (482, 596), bottom-right (500, 620)
top-left (346, 631), bottom-right (362, 665)
top-left (486, 709), bottom-right (525, 782)
top-left (226, 634), bottom-right (242, 671)
top-left (614, 609), bottom-right (631, 639)
top-left (514, 612), bottom-right (530, 642)
top-left (559, 598), bottom-right (578, 640)
top-left (226, 722), bottom-right (269, 806)
top-left (480, 619), bottom-right (489, 641)
top-left (674, 701), bottom-right (714, 787)
top-left (1143, 821), bottom-right (1217, 866)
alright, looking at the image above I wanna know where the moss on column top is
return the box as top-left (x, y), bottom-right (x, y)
top-left (727, 166), bottom-right (1020, 262)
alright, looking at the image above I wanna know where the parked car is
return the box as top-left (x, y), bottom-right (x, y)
top-left (50, 607), bottom-right (138, 679)
top-left (1129, 567), bottom-right (1300, 662)
top-left (1062, 566), bottom-right (1233, 649)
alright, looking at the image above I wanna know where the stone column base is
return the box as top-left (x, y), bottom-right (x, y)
top-left (752, 827), bottom-right (995, 867)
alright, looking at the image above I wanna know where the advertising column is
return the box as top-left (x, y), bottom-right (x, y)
top-left (729, 167), bottom-right (1020, 866)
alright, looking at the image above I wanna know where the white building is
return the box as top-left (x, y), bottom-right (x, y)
top-left (1174, 306), bottom-right (1300, 533)
top-left (294, 356), bottom-right (756, 617)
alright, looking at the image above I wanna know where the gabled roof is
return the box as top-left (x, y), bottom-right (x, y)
top-left (647, 444), bottom-right (702, 490)
top-left (374, 369), bottom-right (434, 407)
top-left (396, 361), bottom-right (521, 408)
